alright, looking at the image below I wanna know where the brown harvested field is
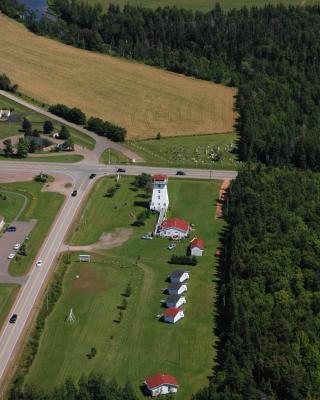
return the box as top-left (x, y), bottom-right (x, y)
top-left (0, 13), bottom-right (237, 139)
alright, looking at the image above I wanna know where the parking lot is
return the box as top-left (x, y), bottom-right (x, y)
top-left (0, 220), bottom-right (37, 283)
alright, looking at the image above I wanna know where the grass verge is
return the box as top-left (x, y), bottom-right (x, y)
top-left (0, 284), bottom-right (20, 330)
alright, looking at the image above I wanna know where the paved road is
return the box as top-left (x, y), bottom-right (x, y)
top-left (0, 90), bottom-right (144, 163)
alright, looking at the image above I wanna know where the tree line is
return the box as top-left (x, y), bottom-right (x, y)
top-left (192, 167), bottom-right (320, 400)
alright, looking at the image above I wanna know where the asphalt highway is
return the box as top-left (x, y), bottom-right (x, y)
top-left (0, 159), bottom-right (237, 388)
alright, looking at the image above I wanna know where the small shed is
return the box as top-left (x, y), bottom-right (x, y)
top-left (163, 307), bottom-right (184, 324)
top-left (166, 294), bottom-right (186, 309)
top-left (190, 239), bottom-right (205, 257)
top-left (144, 373), bottom-right (179, 397)
top-left (169, 269), bottom-right (189, 283)
top-left (167, 282), bottom-right (187, 296)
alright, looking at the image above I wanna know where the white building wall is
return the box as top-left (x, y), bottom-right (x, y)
top-left (171, 272), bottom-right (189, 283)
top-left (159, 228), bottom-right (187, 238)
top-left (150, 179), bottom-right (169, 212)
top-left (191, 247), bottom-right (203, 256)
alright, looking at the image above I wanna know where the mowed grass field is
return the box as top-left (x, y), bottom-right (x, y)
top-left (0, 181), bottom-right (64, 276)
top-left (0, 95), bottom-right (95, 150)
top-left (0, 13), bottom-right (236, 139)
top-left (86, 0), bottom-right (318, 12)
top-left (0, 191), bottom-right (25, 222)
top-left (0, 284), bottom-right (20, 329)
top-left (25, 176), bottom-right (223, 398)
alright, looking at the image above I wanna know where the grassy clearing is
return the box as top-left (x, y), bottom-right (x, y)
top-left (26, 176), bottom-right (222, 398)
top-left (86, 0), bottom-right (316, 12)
top-left (0, 14), bottom-right (236, 139)
top-left (125, 132), bottom-right (240, 170)
top-left (0, 94), bottom-right (95, 150)
top-left (0, 191), bottom-right (25, 223)
top-left (0, 153), bottom-right (84, 163)
top-left (0, 284), bottom-right (20, 329)
top-left (99, 148), bottom-right (131, 165)
top-left (0, 181), bottom-right (64, 276)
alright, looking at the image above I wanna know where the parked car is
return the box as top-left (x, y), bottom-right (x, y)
top-left (13, 244), bottom-right (20, 250)
top-left (36, 260), bottom-right (43, 267)
top-left (168, 243), bottom-right (176, 250)
top-left (117, 168), bottom-right (126, 173)
top-left (9, 314), bottom-right (17, 324)
top-left (141, 234), bottom-right (153, 240)
top-left (8, 253), bottom-right (15, 259)
top-left (89, 173), bottom-right (96, 179)
top-left (71, 190), bottom-right (77, 197)
top-left (6, 226), bottom-right (16, 232)
top-left (176, 170), bottom-right (186, 176)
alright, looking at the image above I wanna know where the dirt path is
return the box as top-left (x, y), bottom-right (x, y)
top-left (215, 179), bottom-right (230, 218)
top-left (41, 173), bottom-right (73, 197)
top-left (62, 228), bottom-right (133, 252)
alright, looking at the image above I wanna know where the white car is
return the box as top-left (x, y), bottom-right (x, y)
top-left (36, 260), bottom-right (43, 267)
top-left (8, 253), bottom-right (15, 259)
top-left (168, 243), bottom-right (176, 250)
top-left (13, 243), bottom-right (20, 250)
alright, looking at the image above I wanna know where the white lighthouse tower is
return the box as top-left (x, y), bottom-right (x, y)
top-left (150, 174), bottom-right (169, 213)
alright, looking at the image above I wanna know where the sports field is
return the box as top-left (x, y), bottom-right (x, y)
top-left (0, 13), bottom-right (236, 139)
top-left (0, 181), bottom-right (64, 276)
top-left (25, 176), bottom-right (223, 398)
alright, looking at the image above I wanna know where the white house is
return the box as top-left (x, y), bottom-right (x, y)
top-left (166, 294), bottom-right (186, 309)
top-left (190, 239), bottom-right (205, 257)
top-left (167, 282), bottom-right (187, 296)
top-left (0, 109), bottom-right (10, 120)
top-left (159, 218), bottom-right (190, 239)
top-left (0, 215), bottom-right (4, 231)
top-left (163, 307), bottom-right (184, 324)
top-left (144, 373), bottom-right (179, 397)
top-left (150, 174), bottom-right (169, 213)
top-left (169, 269), bottom-right (189, 283)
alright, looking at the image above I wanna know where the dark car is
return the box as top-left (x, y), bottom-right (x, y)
top-left (176, 170), bottom-right (186, 176)
top-left (71, 190), bottom-right (78, 197)
top-left (89, 173), bottom-right (96, 179)
top-left (6, 226), bottom-right (17, 232)
top-left (9, 314), bottom-right (17, 324)
top-left (117, 168), bottom-right (126, 173)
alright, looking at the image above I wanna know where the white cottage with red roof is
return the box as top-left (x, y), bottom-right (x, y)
top-left (159, 218), bottom-right (190, 239)
top-left (144, 373), bottom-right (179, 396)
top-left (150, 174), bottom-right (169, 213)
top-left (191, 238), bottom-right (205, 256)
top-left (163, 307), bottom-right (184, 324)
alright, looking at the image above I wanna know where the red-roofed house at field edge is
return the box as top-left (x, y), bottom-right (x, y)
top-left (144, 373), bottom-right (179, 396)
top-left (159, 218), bottom-right (190, 239)
top-left (163, 307), bottom-right (184, 324)
top-left (190, 238), bottom-right (205, 256)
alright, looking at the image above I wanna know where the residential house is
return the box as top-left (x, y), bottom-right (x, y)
top-left (190, 239), bottom-right (205, 256)
top-left (165, 294), bottom-right (186, 309)
top-left (169, 269), bottom-right (189, 283)
top-left (144, 373), bottom-right (179, 397)
top-left (159, 218), bottom-right (190, 239)
top-left (163, 307), bottom-right (184, 324)
top-left (167, 282), bottom-right (187, 296)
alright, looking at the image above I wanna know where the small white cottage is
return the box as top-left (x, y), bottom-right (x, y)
top-left (163, 307), bottom-right (184, 324)
top-left (167, 282), bottom-right (187, 296)
top-left (166, 294), bottom-right (186, 309)
top-left (159, 218), bottom-right (190, 239)
top-left (191, 239), bottom-right (205, 256)
top-left (169, 269), bottom-right (189, 283)
top-left (144, 373), bottom-right (179, 397)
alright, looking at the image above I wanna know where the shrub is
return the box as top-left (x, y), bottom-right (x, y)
top-left (169, 254), bottom-right (197, 266)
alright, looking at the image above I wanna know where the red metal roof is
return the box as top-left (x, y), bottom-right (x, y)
top-left (145, 373), bottom-right (178, 389)
top-left (191, 239), bottom-right (205, 250)
top-left (161, 218), bottom-right (189, 233)
top-left (153, 174), bottom-right (167, 181)
top-left (163, 307), bottom-right (181, 318)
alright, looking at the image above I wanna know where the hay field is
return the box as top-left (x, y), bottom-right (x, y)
top-left (0, 13), bottom-right (236, 139)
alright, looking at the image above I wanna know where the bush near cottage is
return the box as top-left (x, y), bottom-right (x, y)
top-left (169, 254), bottom-right (197, 266)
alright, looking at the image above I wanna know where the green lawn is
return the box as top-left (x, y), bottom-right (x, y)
top-left (0, 181), bottom-right (64, 276)
top-left (99, 148), bottom-right (131, 165)
top-left (0, 191), bottom-right (26, 223)
top-left (0, 284), bottom-right (20, 329)
top-left (125, 132), bottom-right (240, 170)
top-left (83, 0), bottom-right (315, 12)
top-left (26, 176), bottom-right (223, 398)
top-left (0, 95), bottom-right (95, 150)
top-left (0, 153), bottom-right (84, 163)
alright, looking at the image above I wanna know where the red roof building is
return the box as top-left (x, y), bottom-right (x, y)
top-left (190, 238), bottom-right (205, 257)
top-left (153, 174), bottom-right (168, 181)
top-left (145, 373), bottom-right (179, 396)
top-left (163, 307), bottom-right (184, 324)
top-left (160, 218), bottom-right (190, 238)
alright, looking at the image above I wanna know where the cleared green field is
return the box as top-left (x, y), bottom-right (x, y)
top-left (0, 191), bottom-right (25, 223)
top-left (26, 176), bottom-right (222, 398)
top-left (85, 0), bottom-right (316, 12)
top-left (0, 95), bottom-right (95, 150)
top-left (124, 132), bottom-right (239, 170)
top-left (0, 153), bottom-right (84, 163)
top-left (0, 181), bottom-right (64, 276)
top-left (0, 284), bottom-right (20, 329)
top-left (99, 148), bottom-right (131, 165)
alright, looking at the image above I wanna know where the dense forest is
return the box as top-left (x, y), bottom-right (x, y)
top-left (9, 374), bottom-right (136, 399)
top-left (1, 1), bottom-right (320, 168)
top-left (192, 168), bottom-right (320, 400)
